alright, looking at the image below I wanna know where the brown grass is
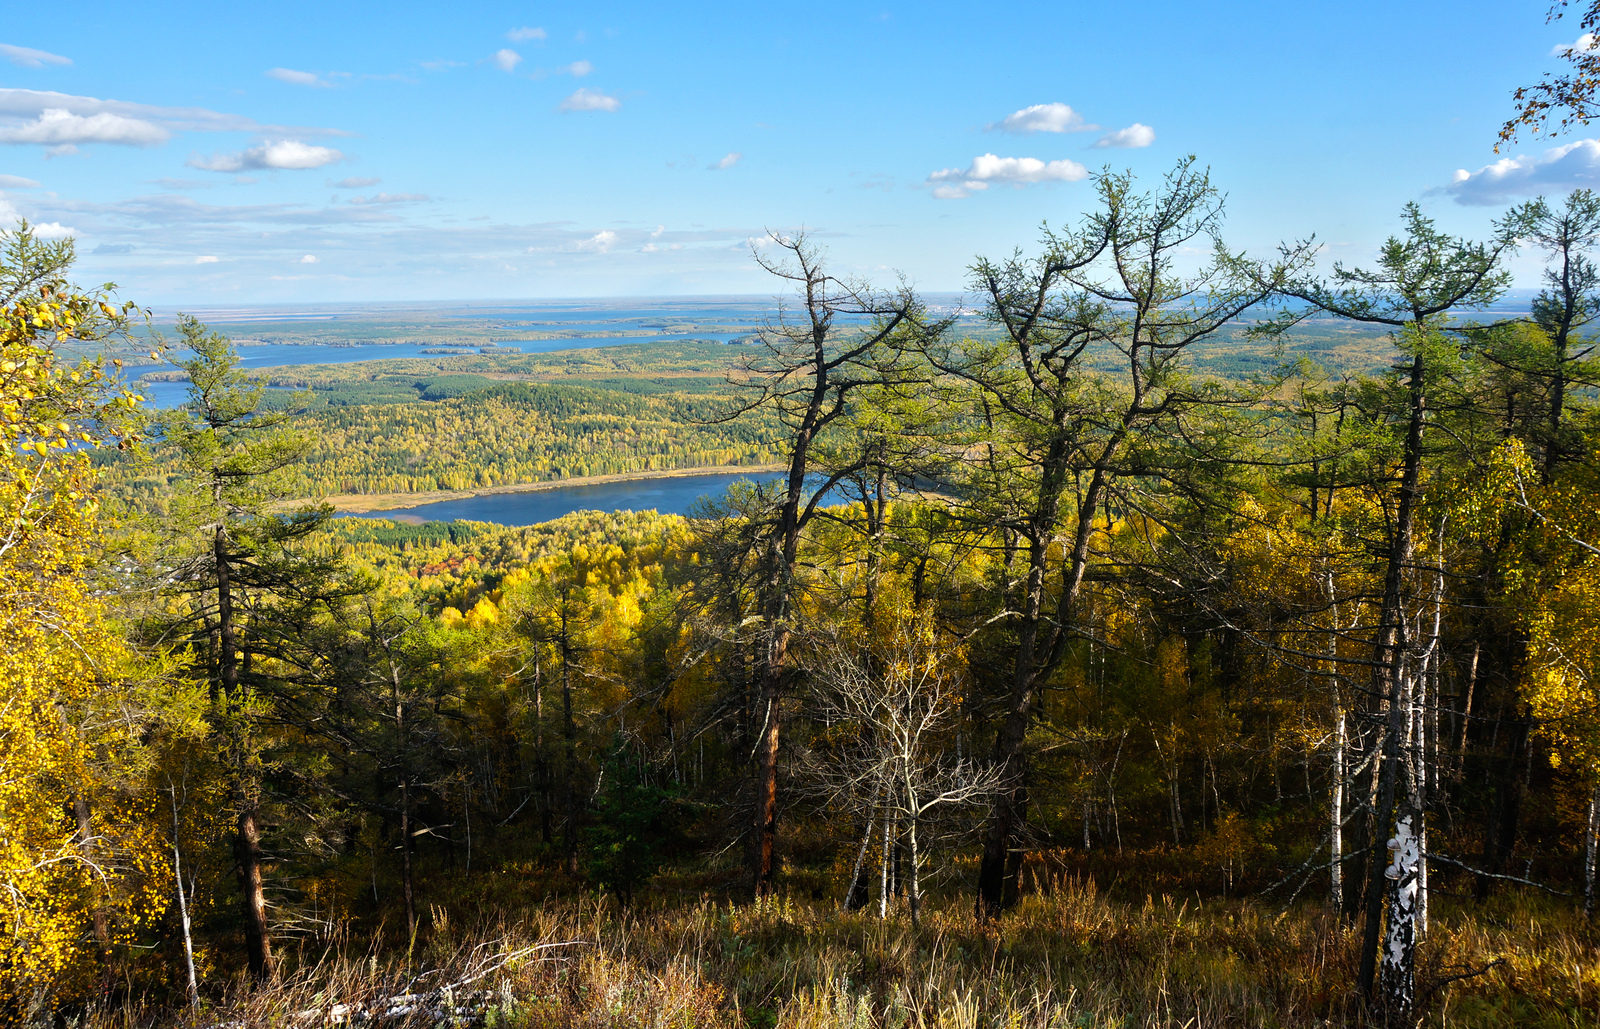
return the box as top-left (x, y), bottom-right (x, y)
top-left (83, 879), bottom-right (1597, 1028)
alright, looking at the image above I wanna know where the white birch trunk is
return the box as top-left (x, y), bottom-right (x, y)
top-left (1380, 799), bottom-right (1422, 1026)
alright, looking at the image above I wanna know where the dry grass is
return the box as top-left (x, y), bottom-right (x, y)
top-left (80, 879), bottom-right (1597, 1029)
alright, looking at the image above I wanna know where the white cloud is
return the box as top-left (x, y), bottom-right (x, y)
top-left (334, 176), bottom-right (381, 188)
top-left (0, 174), bottom-right (39, 188)
top-left (0, 87), bottom-right (348, 138)
top-left (993, 102), bottom-right (1095, 134)
top-left (348, 192), bottom-right (430, 204)
top-left (299, 254), bottom-right (318, 263)
top-left (562, 60), bottom-right (593, 76)
top-left (1094, 123), bottom-right (1155, 148)
top-left (926, 153), bottom-right (1090, 198)
top-left (0, 44), bottom-right (71, 69)
top-left (1445, 139), bottom-right (1600, 205)
top-left (491, 49), bottom-right (523, 72)
top-left (650, 224), bottom-right (664, 237)
top-left (1552, 32), bottom-right (1599, 56)
top-left (195, 255), bottom-right (219, 263)
top-left (559, 88), bottom-right (620, 112)
top-left (29, 221), bottom-right (73, 238)
top-left (0, 107), bottom-right (168, 147)
top-left (574, 230), bottom-right (616, 252)
top-left (710, 152), bottom-right (741, 170)
top-left (187, 140), bottom-right (345, 173)
top-left (507, 27), bottom-right (547, 42)
top-left (266, 67), bottom-right (331, 87)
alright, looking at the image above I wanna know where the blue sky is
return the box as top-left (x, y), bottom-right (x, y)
top-left (0, 1), bottom-right (1590, 303)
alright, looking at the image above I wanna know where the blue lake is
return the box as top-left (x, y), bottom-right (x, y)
top-left (338, 471), bottom-right (787, 526)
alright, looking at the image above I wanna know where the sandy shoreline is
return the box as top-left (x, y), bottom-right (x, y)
top-left (316, 463), bottom-right (786, 514)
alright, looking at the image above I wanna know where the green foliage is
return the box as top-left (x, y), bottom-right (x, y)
top-left (584, 745), bottom-right (681, 904)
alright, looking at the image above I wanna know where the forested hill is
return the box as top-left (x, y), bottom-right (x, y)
top-left (105, 368), bottom-right (781, 503)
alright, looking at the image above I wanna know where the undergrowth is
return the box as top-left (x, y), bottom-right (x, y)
top-left (79, 878), bottom-right (1597, 1029)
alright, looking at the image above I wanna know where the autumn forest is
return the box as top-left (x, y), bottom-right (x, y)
top-left (6, 161), bottom-right (1600, 1028)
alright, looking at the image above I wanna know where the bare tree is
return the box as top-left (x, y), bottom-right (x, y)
top-left (704, 233), bottom-right (940, 895)
top-left (803, 618), bottom-right (1002, 927)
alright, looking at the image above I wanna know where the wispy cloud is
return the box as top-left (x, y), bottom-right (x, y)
top-left (195, 255), bottom-right (219, 263)
top-left (0, 174), bottom-right (39, 188)
top-left (152, 177), bottom-right (210, 190)
top-left (0, 87), bottom-right (349, 137)
top-left (507, 27), bottom-right (547, 43)
top-left (187, 140), bottom-right (345, 173)
top-left (926, 153), bottom-right (1089, 199)
top-left (710, 152), bottom-right (741, 170)
top-left (0, 44), bottom-right (71, 69)
top-left (1094, 123), bottom-right (1155, 148)
top-left (992, 102), bottom-right (1096, 134)
top-left (559, 88), bottom-right (620, 112)
top-left (0, 108), bottom-right (169, 148)
top-left (266, 67), bottom-right (333, 88)
top-left (348, 192), bottom-right (429, 204)
top-left (491, 49), bottom-right (523, 72)
top-left (561, 60), bottom-right (593, 76)
top-left (1443, 139), bottom-right (1600, 205)
top-left (334, 176), bottom-right (381, 188)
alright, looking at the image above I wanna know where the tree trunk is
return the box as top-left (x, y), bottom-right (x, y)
top-left (1357, 351), bottom-right (1427, 1001)
top-left (1331, 706), bottom-right (1346, 911)
top-left (1379, 787), bottom-right (1423, 1027)
top-left (170, 789), bottom-right (199, 1008)
top-left (1585, 778), bottom-right (1598, 921)
top-left (844, 786), bottom-right (878, 913)
top-left (232, 795), bottom-right (272, 981)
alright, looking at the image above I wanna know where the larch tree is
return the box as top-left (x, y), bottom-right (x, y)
top-left (927, 159), bottom-right (1314, 917)
top-left (708, 234), bottom-right (934, 895)
top-left (1273, 202), bottom-right (1529, 1024)
top-left (141, 317), bottom-right (348, 980)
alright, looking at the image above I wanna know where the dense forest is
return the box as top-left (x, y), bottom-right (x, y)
top-left (5, 162), bottom-right (1600, 1028)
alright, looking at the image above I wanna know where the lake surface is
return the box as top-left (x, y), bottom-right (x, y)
top-left (338, 470), bottom-right (787, 526)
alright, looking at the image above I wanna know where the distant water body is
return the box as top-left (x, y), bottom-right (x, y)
top-left (338, 471), bottom-right (784, 526)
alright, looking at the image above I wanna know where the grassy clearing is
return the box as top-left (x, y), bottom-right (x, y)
top-left (92, 877), bottom-right (1596, 1028)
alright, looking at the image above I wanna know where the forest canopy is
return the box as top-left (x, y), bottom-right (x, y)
top-left (5, 165), bottom-right (1600, 1029)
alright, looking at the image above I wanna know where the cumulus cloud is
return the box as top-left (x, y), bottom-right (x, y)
top-left (348, 192), bottom-right (429, 204)
top-left (562, 60), bottom-right (593, 76)
top-left (559, 88), bottom-right (620, 112)
top-left (507, 27), bottom-right (547, 42)
top-left (29, 221), bottom-right (74, 238)
top-left (1444, 139), bottom-right (1600, 205)
top-left (993, 102), bottom-right (1095, 134)
top-left (710, 152), bottom-right (741, 170)
top-left (1094, 123), bottom-right (1155, 148)
top-left (926, 153), bottom-right (1089, 199)
top-left (574, 230), bottom-right (616, 252)
top-left (299, 254), bottom-right (318, 263)
top-left (0, 174), bottom-right (39, 188)
top-left (195, 255), bottom-right (219, 263)
top-left (266, 67), bottom-right (332, 87)
top-left (0, 107), bottom-right (168, 147)
top-left (0, 44), bottom-right (71, 68)
top-left (187, 140), bottom-right (345, 173)
top-left (1552, 33), bottom-right (1599, 56)
top-left (491, 49), bottom-right (522, 72)
top-left (334, 176), bottom-right (381, 188)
